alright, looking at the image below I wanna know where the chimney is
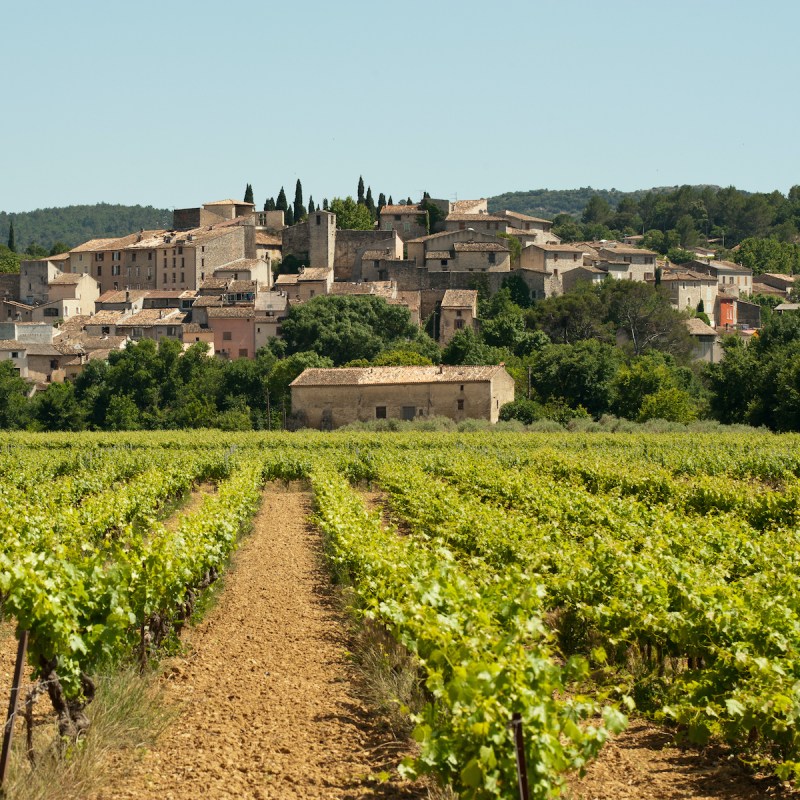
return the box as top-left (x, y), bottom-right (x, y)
top-left (125, 290), bottom-right (130, 303)
top-left (438, 364), bottom-right (443, 374)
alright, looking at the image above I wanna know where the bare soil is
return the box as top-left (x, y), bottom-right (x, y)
top-left (568, 719), bottom-right (794, 799)
top-left (87, 485), bottom-right (425, 800)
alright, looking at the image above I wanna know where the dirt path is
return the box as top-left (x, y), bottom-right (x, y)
top-left (89, 486), bottom-right (423, 800)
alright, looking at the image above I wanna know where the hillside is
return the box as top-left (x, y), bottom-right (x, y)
top-left (0, 204), bottom-right (172, 252)
top-left (487, 185), bottom-right (723, 219)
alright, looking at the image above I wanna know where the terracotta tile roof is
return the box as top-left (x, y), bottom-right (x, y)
top-left (290, 365), bottom-right (510, 387)
top-left (22, 343), bottom-right (63, 357)
top-left (49, 274), bottom-right (84, 285)
top-left (70, 238), bottom-right (122, 253)
top-left (297, 268), bottom-right (331, 282)
top-left (657, 270), bottom-right (716, 282)
top-left (497, 210), bottom-right (552, 224)
top-left (199, 278), bottom-right (230, 291)
top-left (191, 296), bottom-right (224, 307)
top-left (426, 251), bottom-right (452, 260)
top-left (255, 292), bottom-right (289, 312)
top-left (380, 204), bottom-right (424, 215)
top-left (204, 198), bottom-right (255, 206)
top-left (445, 213), bottom-right (506, 223)
top-left (274, 274), bottom-right (299, 286)
top-left (226, 280), bottom-right (257, 293)
top-left (85, 310), bottom-right (125, 325)
top-left (599, 244), bottom-right (659, 257)
top-left (453, 241), bottom-right (509, 253)
top-left (64, 333), bottom-right (128, 351)
top-left (406, 229), bottom-right (473, 244)
top-left (97, 290), bottom-right (148, 304)
top-left (529, 243), bottom-right (587, 253)
top-left (2, 300), bottom-right (34, 310)
top-left (441, 290), bottom-right (478, 308)
top-left (213, 258), bottom-right (268, 272)
top-left (207, 306), bottom-right (256, 319)
top-left (21, 252), bottom-right (71, 264)
top-left (752, 282), bottom-right (786, 296)
top-left (685, 318), bottom-right (718, 337)
top-left (116, 309), bottom-right (187, 327)
top-left (0, 340), bottom-right (23, 351)
top-left (393, 291), bottom-right (420, 311)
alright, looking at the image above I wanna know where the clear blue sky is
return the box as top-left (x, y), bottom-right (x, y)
top-left (2, 0), bottom-right (798, 213)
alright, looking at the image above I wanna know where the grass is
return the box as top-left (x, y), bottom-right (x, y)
top-left (3, 665), bottom-right (175, 800)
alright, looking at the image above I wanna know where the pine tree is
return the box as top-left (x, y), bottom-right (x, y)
top-left (7, 219), bottom-right (15, 252)
top-left (293, 179), bottom-right (306, 222)
top-left (276, 187), bottom-right (288, 212)
top-left (378, 192), bottom-right (386, 211)
top-left (308, 196), bottom-right (316, 214)
top-left (264, 197), bottom-right (276, 211)
top-left (244, 183), bottom-right (254, 204)
top-left (365, 187), bottom-right (376, 221)
top-left (285, 205), bottom-right (295, 226)
top-left (357, 176), bottom-right (365, 205)
top-left (323, 198), bottom-right (329, 210)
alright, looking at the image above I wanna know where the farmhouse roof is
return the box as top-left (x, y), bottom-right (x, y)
top-left (291, 365), bottom-right (510, 387)
top-left (441, 289), bottom-right (478, 308)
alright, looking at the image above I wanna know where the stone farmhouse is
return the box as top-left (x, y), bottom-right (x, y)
top-left (290, 364), bottom-right (515, 429)
top-left (438, 289), bottom-right (479, 346)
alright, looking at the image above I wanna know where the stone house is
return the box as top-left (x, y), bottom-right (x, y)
top-left (685, 317), bottom-right (721, 363)
top-left (290, 364), bottom-right (515, 428)
top-left (254, 291), bottom-right (289, 348)
top-left (329, 281), bottom-right (421, 325)
top-left (32, 273), bottom-right (99, 322)
top-left (444, 213), bottom-right (510, 235)
top-left (439, 289), bottom-right (478, 345)
top-left (173, 199), bottom-right (255, 230)
top-left (562, 265), bottom-right (607, 292)
top-left (596, 244), bottom-right (658, 281)
top-left (519, 243), bottom-right (586, 277)
top-left (255, 232), bottom-right (283, 265)
top-left (406, 229), bottom-right (510, 270)
top-left (648, 270), bottom-right (719, 325)
top-left (688, 259), bottom-right (753, 296)
top-left (19, 253), bottom-right (70, 305)
top-left (274, 267), bottom-right (333, 304)
top-left (114, 309), bottom-right (189, 343)
top-left (212, 258), bottom-right (272, 288)
top-left (379, 204), bottom-right (428, 241)
top-left (206, 307), bottom-right (256, 359)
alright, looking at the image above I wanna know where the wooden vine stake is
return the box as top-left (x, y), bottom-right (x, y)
top-left (0, 630), bottom-right (28, 793)
top-left (510, 712), bottom-right (530, 800)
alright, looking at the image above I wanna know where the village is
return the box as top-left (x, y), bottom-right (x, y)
top-left (0, 194), bottom-right (793, 428)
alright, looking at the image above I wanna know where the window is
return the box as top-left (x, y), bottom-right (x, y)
top-left (459, 385), bottom-right (464, 391)
top-left (180, 272), bottom-right (185, 282)
top-left (96, 253), bottom-right (104, 261)
top-left (172, 272), bottom-right (176, 283)
top-left (375, 406), bottom-right (387, 419)
top-left (50, 359), bottom-right (58, 370)
top-left (456, 309), bottom-right (462, 317)
top-left (459, 222), bottom-right (466, 230)
top-left (148, 252), bottom-right (152, 261)
top-left (402, 406), bottom-right (415, 421)
top-left (309, 289), bottom-right (315, 297)
top-left (44, 307), bottom-right (59, 317)
top-left (624, 256), bottom-right (632, 264)
top-left (223, 331), bottom-right (233, 341)
top-left (403, 222), bottom-right (411, 232)
top-left (97, 266), bottom-right (102, 276)
top-left (178, 246), bottom-right (183, 254)
top-left (201, 258), bottom-right (204, 267)
top-left (132, 327), bottom-right (143, 338)
top-left (394, 215), bottom-right (401, 221)
top-left (201, 246), bottom-right (205, 253)
top-left (131, 253), bottom-right (136, 262)
top-left (163, 258), bottom-right (167, 267)
top-left (455, 318), bottom-right (465, 330)
top-left (163, 273), bottom-right (167, 284)
top-left (457, 399), bottom-right (465, 410)
top-left (167, 326), bottom-right (176, 336)
top-left (238, 348), bottom-right (248, 357)
top-left (488, 252), bottom-right (496, 264)
top-left (316, 215), bottom-right (321, 226)
top-left (275, 326), bottom-right (282, 335)
top-left (101, 326), bottom-right (110, 335)
top-left (441, 259), bottom-right (448, 267)
top-left (11, 352), bottom-right (18, 359)
top-left (200, 272), bottom-right (205, 281)
top-left (553, 253), bottom-right (559, 261)
top-left (573, 253), bottom-right (579, 261)
top-left (172, 258), bottom-right (176, 268)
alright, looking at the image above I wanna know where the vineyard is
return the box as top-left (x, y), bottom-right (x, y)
top-left (2, 430), bottom-right (800, 799)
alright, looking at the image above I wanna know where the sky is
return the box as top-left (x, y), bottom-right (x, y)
top-left (1, 0), bottom-right (799, 213)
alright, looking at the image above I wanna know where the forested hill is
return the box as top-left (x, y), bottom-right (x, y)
top-left (0, 204), bottom-right (172, 253)
top-left (487, 186), bottom-right (722, 219)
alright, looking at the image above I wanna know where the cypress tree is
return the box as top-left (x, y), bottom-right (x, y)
top-left (7, 219), bottom-right (15, 252)
top-left (293, 179), bottom-right (306, 222)
top-left (264, 197), bottom-right (276, 211)
top-left (285, 205), bottom-right (295, 226)
top-left (323, 198), bottom-right (329, 210)
top-left (406, 196), bottom-right (413, 206)
top-left (308, 196), bottom-right (316, 214)
top-left (357, 176), bottom-right (365, 205)
top-left (378, 192), bottom-right (386, 210)
top-left (276, 187), bottom-right (288, 212)
top-left (244, 183), bottom-right (254, 204)
top-left (365, 187), bottom-right (376, 221)
top-left (387, 196), bottom-right (393, 206)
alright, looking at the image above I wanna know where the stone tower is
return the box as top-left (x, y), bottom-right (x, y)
top-left (308, 210), bottom-right (335, 272)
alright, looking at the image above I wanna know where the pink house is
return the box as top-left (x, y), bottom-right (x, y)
top-left (206, 307), bottom-right (256, 359)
